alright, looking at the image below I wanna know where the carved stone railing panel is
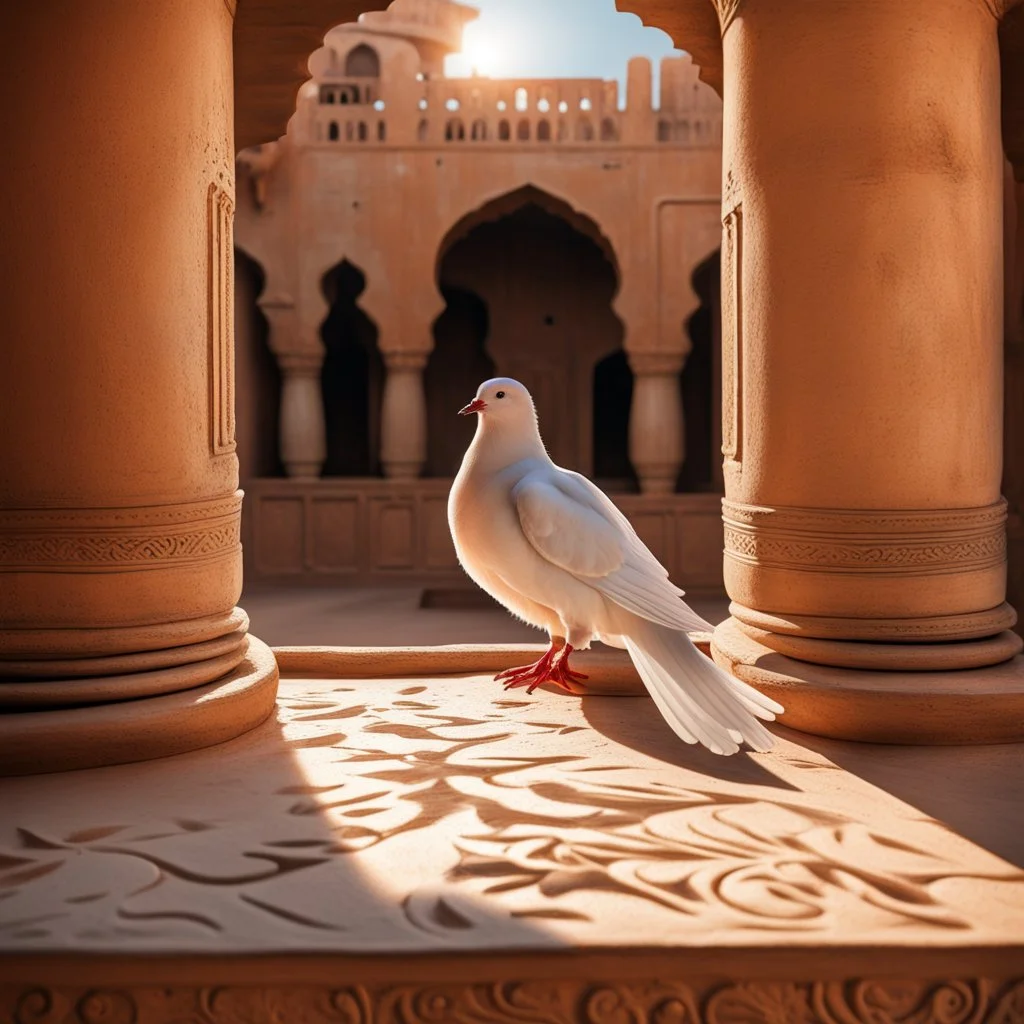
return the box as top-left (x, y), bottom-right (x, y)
top-left (244, 479), bottom-right (725, 589)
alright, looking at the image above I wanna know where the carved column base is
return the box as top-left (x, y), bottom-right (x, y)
top-left (712, 616), bottom-right (1024, 744)
top-left (0, 635), bottom-right (278, 776)
top-left (731, 616), bottom-right (1022, 672)
top-left (0, 496), bottom-right (278, 776)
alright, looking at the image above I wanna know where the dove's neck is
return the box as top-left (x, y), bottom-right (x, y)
top-left (465, 415), bottom-right (550, 476)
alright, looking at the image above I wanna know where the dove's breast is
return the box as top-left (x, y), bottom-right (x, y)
top-left (448, 466), bottom-right (528, 575)
top-left (448, 467), bottom-right (563, 634)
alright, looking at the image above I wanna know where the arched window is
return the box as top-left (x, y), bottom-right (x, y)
top-left (345, 44), bottom-right (380, 78)
top-left (498, 119), bottom-right (510, 141)
top-left (320, 86), bottom-right (335, 104)
top-left (576, 117), bottom-right (593, 141)
top-left (657, 119), bottom-right (672, 142)
top-left (328, 121), bottom-right (339, 141)
top-left (417, 118), bottom-right (429, 142)
top-left (514, 87), bottom-right (528, 112)
top-left (377, 120), bottom-right (387, 142)
top-left (357, 121), bottom-right (368, 142)
top-left (339, 92), bottom-right (350, 105)
top-left (536, 119), bottom-right (551, 141)
top-left (516, 118), bottom-right (530, 141)
top-left (470, 119), bottom-right (487, 141)
top-left (445, 118), bottom-right (465, 141)
top-left (600, 117), bottom-right (617, 141)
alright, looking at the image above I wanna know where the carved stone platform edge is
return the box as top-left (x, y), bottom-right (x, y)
top-left (1, 976), bottom-right (1021, 1024)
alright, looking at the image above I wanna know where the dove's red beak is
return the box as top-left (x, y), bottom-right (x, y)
top-left (459, 398), bottom-right (487, 416)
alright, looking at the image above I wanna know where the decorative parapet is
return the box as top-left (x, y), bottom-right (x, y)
top-left (294, 34), bottom-right (720, 150)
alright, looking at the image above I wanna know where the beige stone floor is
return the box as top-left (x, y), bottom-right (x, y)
top-left (240, 583), bottom-right (732, 647)
top-left (1, 605), bottom-right (1023, 1009)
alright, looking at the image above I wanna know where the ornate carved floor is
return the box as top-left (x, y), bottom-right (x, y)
top-left (2, 667), bottom-right (1023, 1023)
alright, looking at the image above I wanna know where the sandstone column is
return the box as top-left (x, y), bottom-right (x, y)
top-left (0, 0), bottom-right (278, 774)
top-left (380, 351), bottom-right (428, 479)
top-left (628, 353), bottom-right (685, 494)
top-left (708, 0), bottom-right (1024, 743)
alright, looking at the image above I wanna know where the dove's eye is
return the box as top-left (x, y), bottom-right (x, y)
top-left (495, 391), bottom-right (506, 399)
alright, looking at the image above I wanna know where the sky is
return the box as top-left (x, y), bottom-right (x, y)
top-left (443, 0), bottom-right (682, 100)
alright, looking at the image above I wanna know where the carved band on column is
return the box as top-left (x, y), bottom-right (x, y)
top-left (722, 498), bottom-right (1010, 636)
top-left (380, 350), bottom-right (428, 480)
top-left (0, 493), bottom-right (245, 643)
top-left (627, 351), bottom-right (685, 495)
top-left (0, 494), bottom-right (242, 572)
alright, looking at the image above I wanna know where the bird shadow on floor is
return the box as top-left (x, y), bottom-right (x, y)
top-left (578, 693), bottom-right (799, 791)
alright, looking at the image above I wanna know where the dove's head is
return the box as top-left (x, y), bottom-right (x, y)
top-left (459, 378), bottom-right (537, 429)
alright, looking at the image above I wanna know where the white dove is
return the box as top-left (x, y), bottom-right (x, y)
top-left (447, 377), bottom-right (784, 755)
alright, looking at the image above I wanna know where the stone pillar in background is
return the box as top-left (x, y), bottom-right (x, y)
top-left (279, 354), bottom-right (327, 479)
top-left (260, 299), bottom-right (327, 479)
top-left (628, 352), bottom-right (685, 495)
top-left (0, 0), bottom-right (278, 774)
top-left (708, 0), bottom-right (1024, 743)
top-left (381, 351), bottom-right (428, 479)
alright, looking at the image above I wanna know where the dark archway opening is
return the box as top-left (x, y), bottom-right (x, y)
top-left (234, 250), bottom-right (282, 480)
top-left (425, 287), bottom-right (494, 477)
top-left (432, 193), bottom-right (623, 483)
top-left (593, 350), bottom-right (637, 491)
top-left (679, 248), bottom-right (721, 492)
top-left (320, 259), bottom-right (383, 476)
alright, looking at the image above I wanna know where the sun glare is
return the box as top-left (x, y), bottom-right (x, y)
top-left (447, 21), bottom-right (505, 78)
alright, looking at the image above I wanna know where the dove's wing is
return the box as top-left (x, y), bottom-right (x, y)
top-left (512, 468), bottom-right (712, 633)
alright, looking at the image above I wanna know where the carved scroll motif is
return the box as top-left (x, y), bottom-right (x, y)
top-left (208, 181), bottom-right (236, 455)
top-left (721, 202), bottom-right (742, 463)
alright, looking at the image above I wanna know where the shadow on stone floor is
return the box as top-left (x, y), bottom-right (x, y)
top-left (777, 725), bottom-right (1024, 870)
top-left (0, 705), bottom-right (562, 952)
top-left (579, 693), bottom-right (800, 791)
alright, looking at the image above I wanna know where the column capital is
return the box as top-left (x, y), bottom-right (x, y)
top-left (711, 0), bottom-right (743, 34)
top-left (381, 350), bottom-right (429, 372)
top-left (277, 351), bottom-right (324, 374)
top-left (628, 351), bottom-right (686, 376)
top-left (256, 293), bottom-right (295, 317)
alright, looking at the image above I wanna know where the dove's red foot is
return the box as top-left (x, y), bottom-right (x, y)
top-left (495, 642), bottom-right (589, 695)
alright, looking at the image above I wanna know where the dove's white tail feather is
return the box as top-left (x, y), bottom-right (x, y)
top-left (623, 618), bottom-right (783, 755)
